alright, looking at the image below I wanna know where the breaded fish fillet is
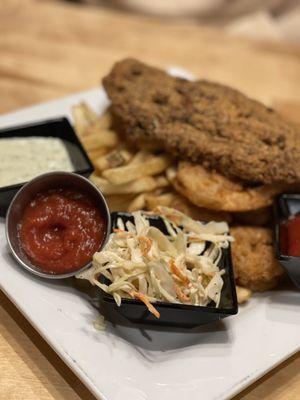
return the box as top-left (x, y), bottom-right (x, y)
top-left (231, 226), bottom-right (284, 292)
top-left (103, 58), bottom-right (300, 185)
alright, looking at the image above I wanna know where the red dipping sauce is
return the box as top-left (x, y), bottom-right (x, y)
top-left (18, 188), bottom-right (106, 274)
top-left (280, 214), bottom-right (300, 257)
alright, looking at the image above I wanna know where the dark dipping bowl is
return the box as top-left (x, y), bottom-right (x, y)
top-left (5, 172), bottom-right (111, 279)
top-left (0, 117), bottom-right (93, 216)
top-left (274, 194), bottom-right (300, 289)
top-left (98, 212), bottom-right (238, 328)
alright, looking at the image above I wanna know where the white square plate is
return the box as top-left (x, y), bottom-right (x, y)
top-left (0, 85), bottom-right (300, 400)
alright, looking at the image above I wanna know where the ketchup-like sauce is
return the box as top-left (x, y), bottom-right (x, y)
top-left (18, 188), bottom-right (106, 274)
top-left (280, 214), bottom-right (300, 257)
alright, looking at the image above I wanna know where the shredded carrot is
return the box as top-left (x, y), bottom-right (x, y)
top-left (169, 259), bottom-right (189, 285)
top-left (113, 228), bottom-right (125, 233)
top-left (154, 208), bottom-right (182, 225)
top-left (138, 236), bottom-right (153, 256)
top-left (113, 229), bottom-right (134, 239)
top-left (189, 236), bottom-right (203, 242)
top-left (166, 214), bottom-right (182, 225)
top-left (174, 285), bottom-right (189, 303)
top-left (131, 291), bottom-right (160, 318)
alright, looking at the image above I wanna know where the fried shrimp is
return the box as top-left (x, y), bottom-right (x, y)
top-left (231, 226), bottom-right (284, 291)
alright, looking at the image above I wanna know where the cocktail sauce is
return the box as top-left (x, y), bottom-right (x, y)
top-left (280, 214), bottom-right (300, 257)
top-left (18, 188), bottom-right (106, 274)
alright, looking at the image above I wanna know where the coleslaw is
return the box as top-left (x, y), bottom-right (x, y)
top-left (77, 207), bottom-right (233, 318)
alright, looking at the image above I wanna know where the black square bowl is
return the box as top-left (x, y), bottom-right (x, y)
top-left (274, 194), bottom-right (300, 289)
top-left (98, 212), bottom-right (238, 328)
top-left (0, 117), bottom-right (93, 216)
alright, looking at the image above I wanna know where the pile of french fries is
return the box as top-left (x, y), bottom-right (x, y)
top-left (72, 102), bottom-right (184, 213)
top-left (71, 102), bottom-right (252, 304)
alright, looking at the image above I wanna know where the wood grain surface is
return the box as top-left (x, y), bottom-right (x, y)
top-left (0, 1), bottom-right (300, 399)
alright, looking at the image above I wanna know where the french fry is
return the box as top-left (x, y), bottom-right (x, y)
top-left (145, 192), bottom-right (176, 210)
top-left (73, 103), bottom-right (170, 206)
top-left (102, 155), bottom-right (172, 185)
top-left (128, 150), bottom-right (152, 165)
top-left (98, 110), bottom-right (113, 129)
top-left (80, 102), bottom-right (98, 124)
top-left (72, 102), bottom-right (115, 141)
top-left (106, 194), bottom-right (136, 212)
top-left (80, 128), bottom-right (118, 151)
top-left (166, 165), bottom-right (177, 183)
top-left (127, 194), bottom-right (146, 212)
top-left (236, 286), bottom-right (252, 304)
top-left (72, 103), bottom-right (90, 137)
top-left (88, 147), bottom-right (111, 161)
top-left (94, 148), bottom-right (132, 172)
top-left (90, 174), bottom-right (169, 195)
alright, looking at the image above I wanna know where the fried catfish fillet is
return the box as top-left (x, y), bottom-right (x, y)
top-left (231, 226), bottom-right (284, 292)
top-left (103, 58), bottom-right (300, 185)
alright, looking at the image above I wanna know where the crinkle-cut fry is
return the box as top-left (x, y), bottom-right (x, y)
top-left (94, 148), bottom-right (132, 172)
top-left (102, 155), bottom-right (172, 185)
top-left (127, 193), bottom-right (146, 212)
top-left (90, 174), bottom-right (169, 195)
top-left (80, 127), bottom-right (119, 150)
top-left (131, 291), bottom-right (160, 318)
top-left (236, 286), bottom-right (252, 304)
top-left (169, 259), bottom-right (189, 285)
top-left (145, 192), bottom-right (176, 210)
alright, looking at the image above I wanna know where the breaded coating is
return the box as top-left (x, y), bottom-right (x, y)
top-left (172, 162), bottom-right (283, 212)
top-left (167, 193), bottom-right (232, 223)
top-left (103, 58), bottom-right (300, 185)
top-left (231, 227), bottom-right (284, 292)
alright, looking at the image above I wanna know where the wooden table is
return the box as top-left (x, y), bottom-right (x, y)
top-left (0, 1), bottom-right (300, 399)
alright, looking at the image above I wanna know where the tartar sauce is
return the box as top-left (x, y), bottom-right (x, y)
top-left (0, 137), bottom-right (74, 187)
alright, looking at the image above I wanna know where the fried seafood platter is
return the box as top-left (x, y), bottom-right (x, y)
top-left (72, 58), bottom-right (300, 310)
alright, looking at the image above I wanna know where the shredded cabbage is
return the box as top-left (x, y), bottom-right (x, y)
top-left (77, 207), bottom-right (233, 318)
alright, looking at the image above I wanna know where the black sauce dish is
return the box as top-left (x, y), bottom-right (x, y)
top-left (98, 212), bottom-right (238, 328)
top-left (274, 194), bottom-right (300, 289)
top-left (0, 117), bottom-right (93, 216)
